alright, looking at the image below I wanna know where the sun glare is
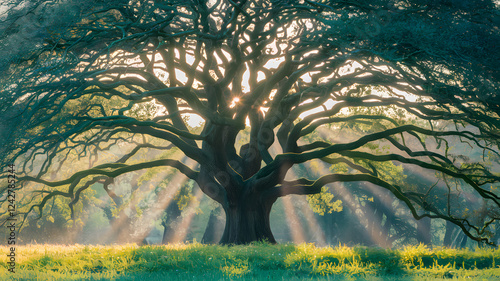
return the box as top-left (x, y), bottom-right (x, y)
top-left (229, 97), bottom-right (240, 108)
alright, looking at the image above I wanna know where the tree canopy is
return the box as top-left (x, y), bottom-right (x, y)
top-left (1, 0), bottom-right (500, 245)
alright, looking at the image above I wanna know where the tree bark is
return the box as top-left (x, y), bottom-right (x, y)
top-left (219, 197), bottom-right (276, 244)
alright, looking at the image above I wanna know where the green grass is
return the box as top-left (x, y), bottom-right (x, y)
top-left (1, 243), bottom-right (499, 280)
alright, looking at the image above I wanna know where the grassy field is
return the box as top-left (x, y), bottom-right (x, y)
top-left (1, 242), bottom-right (500, 280)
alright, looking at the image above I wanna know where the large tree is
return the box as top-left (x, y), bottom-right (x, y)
top-left (1, 0), bottom-right (500, 245)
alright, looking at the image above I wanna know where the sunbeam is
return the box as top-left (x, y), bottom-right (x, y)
top-left (286, 167), bottom-right (327, 246)
top-left (280, 196), bottom-right (307, 244)
top-left (312, 126), bottom-right (396, 247)
top-left (167, 187), bottom-right (205, 243)
top-left (131, 157), bottom-right (197, 244)
top-left (268, 137), bottom-right (328, 245)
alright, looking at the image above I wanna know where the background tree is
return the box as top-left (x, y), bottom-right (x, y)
top-left (1, 0), bottom-right (500, 245)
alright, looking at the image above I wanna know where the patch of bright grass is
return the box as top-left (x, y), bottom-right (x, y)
top-left (1, 242), bottom-right (499, 280)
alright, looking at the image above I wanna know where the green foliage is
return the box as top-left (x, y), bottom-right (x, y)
top-left (1, 243), bottom-right (500, 280)
top-left (173, 180), bottom-right (198, 212)
top-left (400, 244), bottom-right (499, 270)
top-left (307, 186), bottom-right (343, 215)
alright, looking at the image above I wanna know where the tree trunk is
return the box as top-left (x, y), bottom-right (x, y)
top-left (459, 232), bottom-right (468, 248)
top-left (382, 213), bottom-right (394, 248)
top-left (201, 206), bottom-right (225, 244)
top-left (219, 198), bottom-right (276, 244)
top-left (416, 217), bottom-right (432, 246)
top-left (161, 200), bottom-right (182, 244)
top-left (443, 220), bottom-right (456, 247)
